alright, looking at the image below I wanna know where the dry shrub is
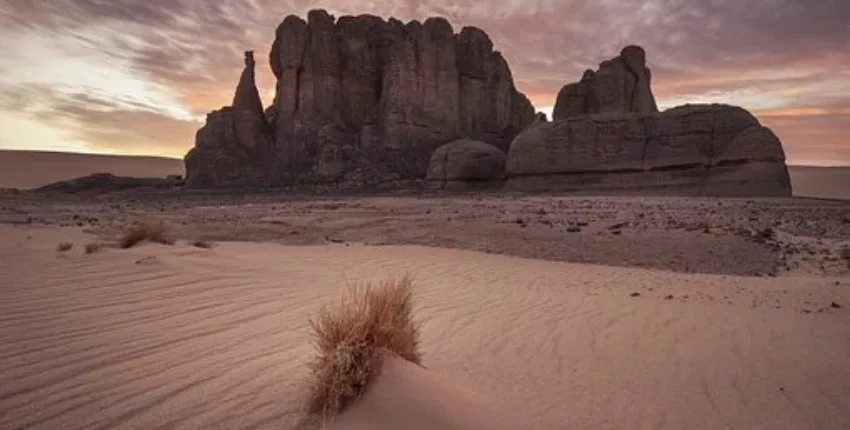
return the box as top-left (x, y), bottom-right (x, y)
top-left (84, 242), bottom-right (104, 255)
top-left (305, 275), bottom-right (421, 421)
top-left (119, 221), bottom-right (174, 249)
top-left (191, 240), bottom-right (214, 249)
top-left (57, 242), bottom-right (73, 252)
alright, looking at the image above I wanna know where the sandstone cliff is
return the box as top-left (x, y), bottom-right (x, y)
top-left (552, 45), bottom-right (658, 121)
top-left (506, 104), bottom-right (792, 196)
top-left (185, 10), bottom-right (535, 188)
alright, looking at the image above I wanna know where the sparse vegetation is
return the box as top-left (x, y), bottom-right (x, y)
top-left (119, 221), bottom-right (174, 249)
top-left (191, 240), bottom-right (214, 249)
top-left (56, 242), bottom-right (73, 252)
top-left (305, 276), bottom-right (421, 420)
top-left (84, 242), bottom-right (104, 255)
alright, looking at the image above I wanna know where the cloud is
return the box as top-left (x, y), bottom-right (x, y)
top-left (0, 0), bottom-right (848, 162)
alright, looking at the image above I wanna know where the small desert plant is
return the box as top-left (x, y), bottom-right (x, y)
top-left (305, 275), bottom-right (421, 421)
top-left (119, 221), bottom-right (174, 249)
top-left (84, 242), bottom-right (104, 255)
top-left (191, 240), bottom-right (214, 249)
top-left (57, 242), bottom-right (73, 252)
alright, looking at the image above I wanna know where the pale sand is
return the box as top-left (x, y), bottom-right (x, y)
top-left (0, 150), bottom-right (183, 190)
top-left (1, 225), bottom-right (849, 429)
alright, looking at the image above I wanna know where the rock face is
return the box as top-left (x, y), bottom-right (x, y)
top-left (552, 45), bottom-right (658, 121)
top-left (506, 104), bottom-right (792, 196)
top-left (185, 10), bottom-right (535, 188)
top-left (426, 139), bottom-right (507, 189)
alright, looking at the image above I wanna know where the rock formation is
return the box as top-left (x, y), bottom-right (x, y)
top-left (426, 139), bottom-right (507, 189)
top-left (185, 10), bottom-right (535, 188)
top-left (505, 45), bottom-right (792, 197)
top-left (506, 104), bottom-right (792, 196)
top-left (552, 45), bottom-right (658, 121)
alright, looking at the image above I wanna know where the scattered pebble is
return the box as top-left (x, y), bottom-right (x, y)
top-left (664, 294), bottom-right (674, 300)
top-left (566, 226), bottom-right (581, 233)
top-left (630, 292), bottom-right (641, 297)
top-left (831, 301), bottom-right (842, 309)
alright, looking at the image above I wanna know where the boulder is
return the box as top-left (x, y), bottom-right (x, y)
top-left (186, 9), bottom-right (535, 188)
top-left (552, 45), bottom-right (658, 120)
top-left (505, 104), bottom-right (792, 196)
top-left (426, 139), bottom-right (507, 189)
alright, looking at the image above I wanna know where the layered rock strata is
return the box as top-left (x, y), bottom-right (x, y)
top-left (506, 104), bottom-right (792, 196)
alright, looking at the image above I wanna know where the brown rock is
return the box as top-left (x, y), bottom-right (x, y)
top-left (505, 104), bottom-right (791, 196)
top-left (186, 10), bottom-right (534, 188)
top-left (426, 139), bottom-right (507, 189)
top-left (185, 51), bottom-right (274, 188)
top-left (553, 45), bottom-right (658, 120)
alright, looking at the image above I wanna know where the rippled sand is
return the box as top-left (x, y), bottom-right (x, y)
top-left (1, 225), bottom-right (849, 429)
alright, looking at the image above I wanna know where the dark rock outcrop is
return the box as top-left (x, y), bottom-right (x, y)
top-left (426, 139), bottom-right (507, 189)
top-left (185, 51), bottom-right (274, 188)
top-left (552, 45), bottom-right (658, 121)
top-left (36, 173), bottom-right (182, 193)
top-left (186, 10), bottom-right (535, 188)
top-left (506, 104), bottom-right (792, 196)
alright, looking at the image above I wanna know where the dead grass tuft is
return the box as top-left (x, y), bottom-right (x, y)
top-left (57, 242), bottom-right (73, 252)
top-left (84, 242), bottom-right (104, 255)
top-left (119, 221), bottom-right (174, 249)
top-left (305, 275), bottom-right (421, 421)
top-left (191, 240), bottom-right (215, 249)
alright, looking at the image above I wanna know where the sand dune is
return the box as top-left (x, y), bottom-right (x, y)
top-left (1, 225), bottom-right (849, 429)
top-left (326, 356), bottom-right (522, 430)
top-left (788, 166), bottom-right (850, 200)
top-left (0, 150), bottom-right (184, 189)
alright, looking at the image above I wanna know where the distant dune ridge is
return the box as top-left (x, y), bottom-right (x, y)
top-left (0, 150), bottom-right (183, 189)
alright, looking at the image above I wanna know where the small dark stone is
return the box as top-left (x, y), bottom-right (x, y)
top-left (831, 301), bottom-right (842, 309)
top-left (576, 221), bottom-right (589, 227)
top-left (664, 294), bottom-right (674, 300)
top-left (779, 387), bottom-right (785, 392)
top-left (801, 309), bottom-right (812, 314)
top-left (566, 226), bottom-right (582, 233)
top-left (611, 229), bottom-right (622, 236)
top-left (630, 292), bottom-right (641, 297)
top-left (609, 222), bottom-right (628, 230)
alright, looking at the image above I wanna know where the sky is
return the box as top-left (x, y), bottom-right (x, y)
top-left (0, 0), bottom-right (848, 166)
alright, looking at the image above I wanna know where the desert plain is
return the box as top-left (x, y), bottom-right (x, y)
top-left (1, 186), bottom-right (849, 429)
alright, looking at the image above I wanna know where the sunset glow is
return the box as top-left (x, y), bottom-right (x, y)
top-left (1, 0), bottom-right (847, 164)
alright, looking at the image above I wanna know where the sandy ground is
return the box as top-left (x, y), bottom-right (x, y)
top-left (0, 150), bottom-right (183, 190)
top-left (2, 191), bottom-right (849, 277)
top-left (1, 223), bottom-right (849, 429)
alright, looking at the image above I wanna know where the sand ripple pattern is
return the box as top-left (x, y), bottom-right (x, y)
top-left (1, 226), bottom-right (849, 429)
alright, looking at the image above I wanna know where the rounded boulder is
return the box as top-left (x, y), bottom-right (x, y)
top-left (426, 139), bottom-right (507, 189)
